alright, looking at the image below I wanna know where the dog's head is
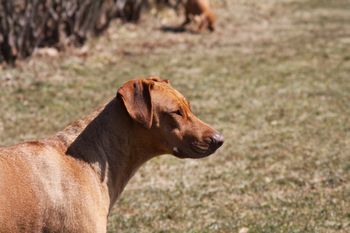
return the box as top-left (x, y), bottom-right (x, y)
top-left (117, 77), bottom-right (224, 159)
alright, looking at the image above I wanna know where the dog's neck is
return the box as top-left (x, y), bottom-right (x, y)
top-left (57, 98), bottom-right (160, 211)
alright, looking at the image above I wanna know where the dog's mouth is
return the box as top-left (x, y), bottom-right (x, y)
top-left (172, 141), bottom-right (213, 159)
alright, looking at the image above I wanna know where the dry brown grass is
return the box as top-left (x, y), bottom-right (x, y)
top-left (1, 0), bottom-right (350, 232)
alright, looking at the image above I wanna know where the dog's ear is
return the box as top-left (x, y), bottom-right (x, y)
top-left (117, 80), bottom-right (153, 129)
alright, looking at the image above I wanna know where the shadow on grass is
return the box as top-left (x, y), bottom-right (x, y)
top-left (159, 25), bottom-right (186, 33)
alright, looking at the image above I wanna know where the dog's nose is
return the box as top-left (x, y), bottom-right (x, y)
top-left (210, 133), bottom-right (224, 150)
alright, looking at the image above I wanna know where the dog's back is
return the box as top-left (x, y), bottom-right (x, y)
top-left (0, 142), bottom-right (67, 232)
top-left (0, 142), bottom-right (49, 232)
top-left (0, 141), bottom-right (106, 233)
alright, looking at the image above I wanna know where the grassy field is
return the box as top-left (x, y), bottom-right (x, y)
top-left (1, 0), bottom-right (350, 232)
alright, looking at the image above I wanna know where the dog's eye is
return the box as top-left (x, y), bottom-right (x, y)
top-left (171, 109), bottom-right (183, 117)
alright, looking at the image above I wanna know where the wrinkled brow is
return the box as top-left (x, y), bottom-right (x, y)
top-left (155, 84), bottom-right (192, 111)
top-left (184, 98), bottom-right (191, 110)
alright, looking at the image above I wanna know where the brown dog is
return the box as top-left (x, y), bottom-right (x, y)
top-left (182, 0), bottom-right (216, 32)
top-left (0, 77), bottom-right (224, 233)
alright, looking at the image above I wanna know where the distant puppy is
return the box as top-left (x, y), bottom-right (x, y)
top-left (182, 0), bottom-right (216, 32)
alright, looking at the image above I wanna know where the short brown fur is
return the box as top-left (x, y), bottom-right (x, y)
top-left (0, 77), bottom-right (223, 233)
top-left (182, 0), bottom-right (216, 32)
